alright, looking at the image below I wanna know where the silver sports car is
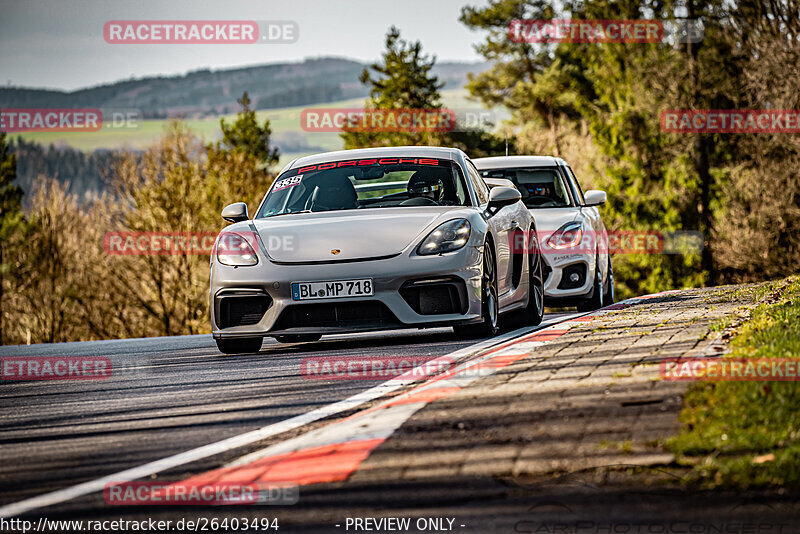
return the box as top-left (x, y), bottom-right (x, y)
top-left (474, 156), bottom-right (614, 311)
top-left (210, 146), bottom-right (545, 354)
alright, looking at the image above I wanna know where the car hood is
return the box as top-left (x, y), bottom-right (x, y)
top-left (250, 208), bottom-right (463, 263)
top-left (529, 208), bottom-right (583, 235)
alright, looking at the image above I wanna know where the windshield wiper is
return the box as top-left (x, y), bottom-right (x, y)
top-left (266, 210), bottom-right (312, 218)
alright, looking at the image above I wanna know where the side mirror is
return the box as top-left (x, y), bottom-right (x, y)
top-left (584, 190), bottom-right (607, 206)
top-left (487, 186), bottom-right (522, 215)
top-left (221, 202), bottom-right (249, 223)
top-left (483, 177), bottom-right (516, 190)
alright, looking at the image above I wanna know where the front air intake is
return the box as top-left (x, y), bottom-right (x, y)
top-left (400, 277), bottom-right (468, 315)
top-left (215, 290), bottom-right (272, 328)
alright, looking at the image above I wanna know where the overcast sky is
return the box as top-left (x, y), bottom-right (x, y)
top-left (0, 0), bottom-right (490, 91)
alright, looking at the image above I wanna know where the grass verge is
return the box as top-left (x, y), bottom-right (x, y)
top-left (667, 275), bottom-right (800, 488)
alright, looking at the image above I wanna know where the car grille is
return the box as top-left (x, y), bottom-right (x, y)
top-left (273, 301), bottom-right (401, 330)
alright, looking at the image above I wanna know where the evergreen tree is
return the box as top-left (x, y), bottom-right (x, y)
top-left (343, 26), bottom-right (508, 156)
top-left (363, 26), bottom-right (444, 111)
top-left (207, 92), bottom-right (281, 216)
top-left (342, 26), bottom-right (444, 148)
top-left (215, 91), bottom-right (280, 169)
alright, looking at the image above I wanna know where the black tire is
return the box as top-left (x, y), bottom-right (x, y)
top-left (603, 256), bottom-right (615, 304)
top-left (577, 257), bottom-right (604, 312)
top-left (273, 334), bottom-right (322, 344)
top-left (454, 242), bottom-right (499, 338)
top-left (215, 337), bottom-right (263, 354)
top-left (523, 232), bottom-right (545, 326)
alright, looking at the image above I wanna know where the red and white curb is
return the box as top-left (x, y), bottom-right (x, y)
top-left (173, 327), bottom-right (574, 489)
top-left (175, 293), bottom-right (677, 491)
top-left (0, 319), bottom-right (570, 517)
top-left (0, 291), bottom-right (675, 517)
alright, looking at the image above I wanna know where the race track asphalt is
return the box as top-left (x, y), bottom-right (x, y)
top-left (0, 319), bottom-right (566, 514)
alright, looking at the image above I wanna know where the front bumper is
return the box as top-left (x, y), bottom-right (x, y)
top-left (541, 250), bottom-right (595, 303)
top-left (210, 247), bottom-right (484, 338)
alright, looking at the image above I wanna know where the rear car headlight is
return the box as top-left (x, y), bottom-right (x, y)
top-left (216, 232), bottom-right (259, 266)
top-left (546, 222), bottom-right (583, 249)
top-left (418, 219), bottom-right (471, 256)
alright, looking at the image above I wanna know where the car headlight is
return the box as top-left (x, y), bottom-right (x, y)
top-left (417, 219), bottom-right (471, 255)
top-left (216, 232), bottom-right (259, 266)
top-left (546, 222), bottom-right (583, 249)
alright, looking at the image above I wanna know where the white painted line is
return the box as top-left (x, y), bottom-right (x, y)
top-left (224, 316), bottom-right (589, 471)
top-left (228, 400), bottom-right (424, 468)
top-left (0, 315), bottom-right (577, 518)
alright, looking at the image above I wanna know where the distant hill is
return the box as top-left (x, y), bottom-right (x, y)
top-left (0, 57), bottom-right (489, 119)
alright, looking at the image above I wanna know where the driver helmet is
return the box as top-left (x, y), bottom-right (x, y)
top-left (408, 175), bottom-right (444, 202)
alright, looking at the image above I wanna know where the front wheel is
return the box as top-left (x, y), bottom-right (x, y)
top-left (454, 242), bottom-right (499, 338)
top-left (273, 334), bottom-right (322, 344)
top-left (520, 231), bottom-right (544, 326)
top-left (215, 337), bottom-right (263, 354)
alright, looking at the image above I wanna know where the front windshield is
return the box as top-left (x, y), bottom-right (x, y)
top-left (256, 157), bottom-right (470, 218)
top-left (479, 167), bottom-right (573, 208)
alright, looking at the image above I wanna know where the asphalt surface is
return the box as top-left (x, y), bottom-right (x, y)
top-left (2, 303), bottom-right (797, 533)
top-left (0, 319), bottom-right (565, 516)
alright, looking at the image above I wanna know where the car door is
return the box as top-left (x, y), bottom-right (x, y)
top-left (466, 160), bottom-right (515, 294)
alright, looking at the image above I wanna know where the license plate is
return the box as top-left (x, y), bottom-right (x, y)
top-left (291, 279), bottom-right (373, 301)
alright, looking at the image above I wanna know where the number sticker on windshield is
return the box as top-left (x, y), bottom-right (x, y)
top-left (273, 175), bottom-right (303, 192)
